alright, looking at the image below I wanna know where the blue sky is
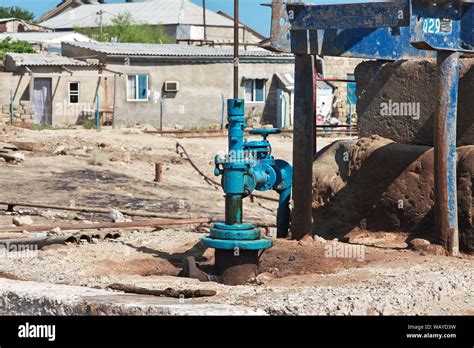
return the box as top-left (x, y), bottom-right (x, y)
top-left (0, 0), bottom-right (273, 36)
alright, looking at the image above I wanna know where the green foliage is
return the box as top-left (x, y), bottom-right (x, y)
top-left (0, 6), bottom-right (35, 22)
top-left (31, 124), bottom-right (71, 131)
top-left (75, 12), bottom-right (172, 44)
top-left (0, 37), bottom-right (35, 60)
top-left (80, 119), bottom-right (96, 130)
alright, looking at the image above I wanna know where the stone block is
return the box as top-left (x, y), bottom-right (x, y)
top-left (312, 136), bottom-right (474, 252)
top-left (355, 58), bottom-right (474, 146)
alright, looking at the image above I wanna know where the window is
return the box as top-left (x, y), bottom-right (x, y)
top-left (244, 79), bottom-right (266, 102)
top-left (69, 82), bottom-right (80, 104)
top-left (127, 74), bottom-right (149, 101)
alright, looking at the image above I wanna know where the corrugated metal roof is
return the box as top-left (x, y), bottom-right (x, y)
top-left (64, 41), bottom-right (294, 59)
top-left (41, 0), bottom-right (237, 29)
top-left (6, 53), bottom-right (90, 66)
top-left (0, 31), bottom-right (95, 44)
top-left (0, 18), bottom-right (18, 23)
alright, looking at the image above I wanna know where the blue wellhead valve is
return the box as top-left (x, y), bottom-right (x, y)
top-left (201, 99), bottom-right (292, 285)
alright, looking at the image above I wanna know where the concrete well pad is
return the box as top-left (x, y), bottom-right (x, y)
top-left (0, 278), bottom-right (266, 316)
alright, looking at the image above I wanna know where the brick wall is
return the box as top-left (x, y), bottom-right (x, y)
top-left (1, 101), bottom-right (35, 126)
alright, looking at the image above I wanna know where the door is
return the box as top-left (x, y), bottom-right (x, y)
top-left (32, 78), bottom-right (52, 125)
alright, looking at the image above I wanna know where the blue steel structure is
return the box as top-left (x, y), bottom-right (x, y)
top-left (201, 99), bottom-right (292, 281)
top-left (268, 0), bottom-right (470, 255)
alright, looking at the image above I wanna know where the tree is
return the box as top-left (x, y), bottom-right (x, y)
top-left (0, 38), bottom-right (35, 60)
top-left (75, 12), bottom-right (172, 44)
top-left (0, 6), bottom-right (35, 22)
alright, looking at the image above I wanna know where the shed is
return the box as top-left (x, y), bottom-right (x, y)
top-left (1, 53), bottom-right (110, 126)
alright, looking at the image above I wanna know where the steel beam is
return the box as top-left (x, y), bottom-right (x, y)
top-left (291, 54), bottom-right (315, 240)
top-left (434, 51), bottom-right (460, 256)
top-left (287, 2), bottom-right (408, 30)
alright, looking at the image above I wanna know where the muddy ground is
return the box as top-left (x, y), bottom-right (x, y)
top-left (0, 126), bottom-right (472, 315)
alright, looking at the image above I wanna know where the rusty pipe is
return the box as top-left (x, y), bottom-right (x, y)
top-left (0, 218), bottom-right (213, 234)
top-left (434, 50), bottom-right (460, 256)
top-left (155, 162), bottom-right (163, 183)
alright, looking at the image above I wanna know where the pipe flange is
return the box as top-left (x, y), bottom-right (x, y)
top-left (201, 236), bottom-right (273, 250)
top-left (210, 227), bottom-right (261, 240)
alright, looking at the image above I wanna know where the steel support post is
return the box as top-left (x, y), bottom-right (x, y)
top-left (291, 54), bottom-right (315, 240)
top-left (434, 51), bottom-right (460, 256)
top-left (313, 61), bottom-right (318, 155)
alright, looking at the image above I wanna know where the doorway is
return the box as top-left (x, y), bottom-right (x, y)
top-left (32, 78), bottom-right (52, 125)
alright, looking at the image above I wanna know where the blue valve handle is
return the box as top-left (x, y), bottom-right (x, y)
top-left (249, 128), bottom-right (282, 141)
top-left (248, 128), bottom-right (282, 135)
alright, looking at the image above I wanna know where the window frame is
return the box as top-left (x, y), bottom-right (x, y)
top-left (68, 81), bottom-right (80, 105)
top-left (243, 78), bottom-right (266, 103)
top-left (126, 74), bottom-right (149, 102)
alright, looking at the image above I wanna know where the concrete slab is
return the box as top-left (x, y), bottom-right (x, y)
top-left (0, 278), bottom-right (267, 316)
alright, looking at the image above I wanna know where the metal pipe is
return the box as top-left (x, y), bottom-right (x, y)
top-left (112, 74), bottom-right (117, 129)
top-left (313, 58), bottom-right (318, 155)
top-left (0, 200), bottom-right (187, 219)
top-left (95, 93), bottom-right (100, 129)
top-left (291, 54), bottom-right (315, 240)
top-left (154, 162), bottom-right (163, 183)
top-left (160, 94), bottom-right (164, 131)
top-left (221, 93), bottom-right (225, 130)
top-left (0, 218), bottom-right (213, 234)
top-left (0, 236), bottom-right (78, 250)
top-left (434, 51), bottom-right (460, 256)
top-left (9, 90), bottom-right (13, 126)
top-left (277, 185), bottom-right (291, 238)
top-left (317, 78), bottom-right (355, 83)
top-left (225, 195), bottom-right (243, 225)
top-left (203, 0), bottom-right (207, 40)
top-left (233, 0), bottom-right (239, 99)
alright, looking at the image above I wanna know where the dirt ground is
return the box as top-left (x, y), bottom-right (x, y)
top-left (0, 126), bottom-right (472, 315)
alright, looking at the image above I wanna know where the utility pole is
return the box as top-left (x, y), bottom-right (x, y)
top-left (202, 0), bottom-right (207, 40)
top-left (233, 0), bottom-right (239, 99)
top-left (97, 9), bottom-right (104, 38)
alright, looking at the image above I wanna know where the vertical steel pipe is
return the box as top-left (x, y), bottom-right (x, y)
top-left (434, 51), bottom-right (460, 256)
top-left (291, 54), bottom-right (315, 240)
top-left (155, 162), bottom-right (163, 183)
top-left (112, 74), bottom-right (117, 129)
top-left (313, 62), bottom-right (318, 155)
top-left (203, 0), bottom-right (207, 40)
top-left (9, 90), bottom-right (13, 126)
top-left (233, 0), bottom-right (239, 99)
top-left (95, 93), bottom-right (100, 130)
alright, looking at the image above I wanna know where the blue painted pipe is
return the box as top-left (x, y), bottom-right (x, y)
top-left (277, 185), bottom-right (291, 238)
top-left (434, 50), bottom-right (460, 256)
top-left (95, 94), bottom-right (100, 130)
top-left (202, 99), bottom-right (293, 253)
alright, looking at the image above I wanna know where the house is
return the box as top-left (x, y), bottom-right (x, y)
top-left (0, 32), bottom-right (96, 53)
top-left (39, 0), bottom-right (98, 22)
top-left (40, 0), bottom-right (264, 47)
top-left (61, 42), bottom-right (294, 129)
top-left (0, 18), bottom-right (52, 33)
top-left (1, 53), bottom-right (103, 126)
top-left (1, 43), bottom-right (294, 129)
